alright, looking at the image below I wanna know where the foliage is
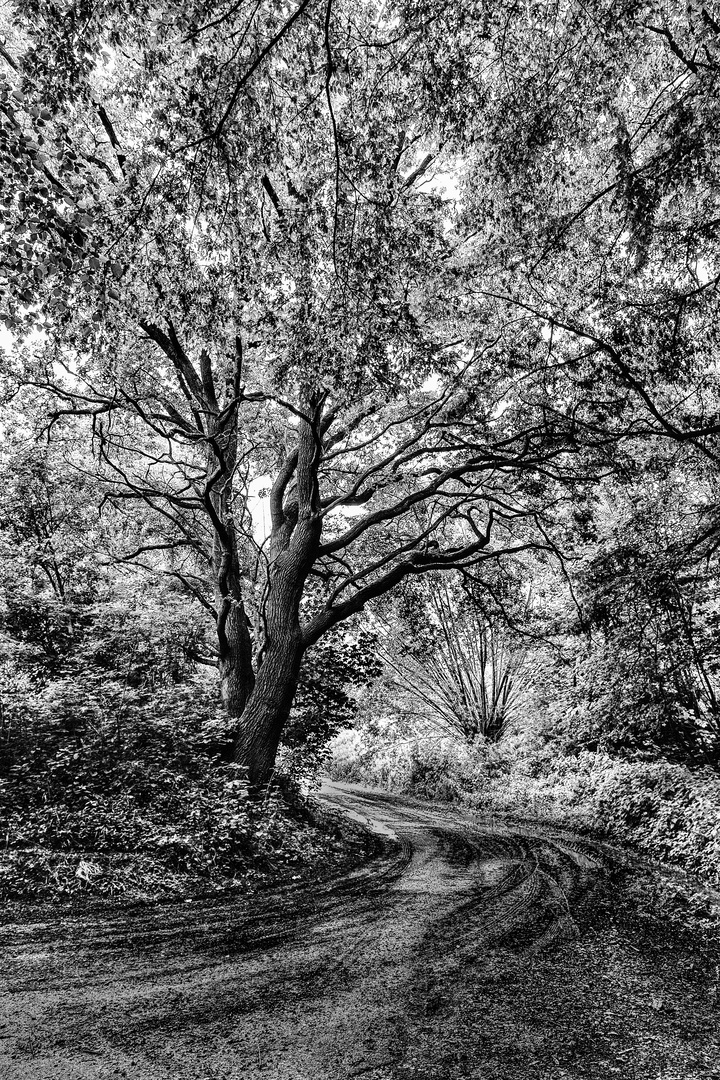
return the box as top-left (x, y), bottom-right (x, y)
top-left (1, 0), bottom-right (720, 895)
top-left (0, 0), bottom-right (636, 783)
top-left (447, 1), bottom-right (720, 458)
top-left (331, 727), bottom-right (479, 803)
top-left (0, 606), bottom-right (340, 902)
top-left (562, 469), bottom-right (720, 764)
top-left (0, 428), bottom-right (104, 602)
top-left (0, 416), bottom-right (381, 901)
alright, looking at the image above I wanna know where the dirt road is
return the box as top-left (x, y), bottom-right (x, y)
top-left (1, 781), bottom-right (719, 1080)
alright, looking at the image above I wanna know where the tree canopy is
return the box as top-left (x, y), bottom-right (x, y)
top-left (2, 0), bottom-right (720, 783)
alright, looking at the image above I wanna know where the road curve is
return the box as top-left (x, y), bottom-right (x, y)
top-left (1, 781), bottom-right (718, 1080)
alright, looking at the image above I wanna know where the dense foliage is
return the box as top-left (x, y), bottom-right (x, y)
top-left (0, 436), bottom-right (375, 898)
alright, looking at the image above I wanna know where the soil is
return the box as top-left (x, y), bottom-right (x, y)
top-left (1, 780), bottom-right (719, 1080)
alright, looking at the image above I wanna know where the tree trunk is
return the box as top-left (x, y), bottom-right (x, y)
top-left (204, 372), bottom-right (257, 718)
top-left (232, 526), bottom-right (316, 786)
top-left (217, 595), bottom-right (255, 717)
top-left (232, 405), bottom-right (323, 786)
top-left (213, 525), bottom-right (255, 716)
top-left (232, 630), bottom-right (304, 786)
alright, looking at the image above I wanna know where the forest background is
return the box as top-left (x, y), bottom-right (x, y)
top-left (2, 0), bottom-right (720, 904)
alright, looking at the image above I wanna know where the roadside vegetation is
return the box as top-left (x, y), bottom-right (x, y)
top-left (331, 729), bottom-right (720, 888)
top-left (0, 480), bottom-right (377, 902)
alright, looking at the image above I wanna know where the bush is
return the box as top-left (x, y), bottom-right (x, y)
top-left (279, 626), bottom-right (381, 787)
top-left (0, 581), bottom-right (387, 902)
top-left (591, 758), bottom-right (720, 883)
top-left (0, 677), bottom-right (339, 901)
top-left (0, 589), bottom-right (348, 902)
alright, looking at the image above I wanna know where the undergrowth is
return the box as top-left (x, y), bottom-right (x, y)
top-left (0, 589), bottom-right (367, 904)
top-left (0, 681), bottom-right (343, 904)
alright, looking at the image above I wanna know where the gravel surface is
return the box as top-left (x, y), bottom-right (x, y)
top-left (1, 780), bottom-right (719, 1079)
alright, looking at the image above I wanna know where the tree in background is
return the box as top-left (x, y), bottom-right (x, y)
top-left (0, 422), bottom-right (206, 748)
top-left (435, 0), bottom-right (720, 456)
top-left (375, 576), bottom-right (531, 744)
top-left (572, 465), bottom-right (720, 764)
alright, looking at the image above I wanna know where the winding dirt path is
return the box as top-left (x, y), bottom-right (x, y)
top-left (1, 781), bottom-right (719, 1080)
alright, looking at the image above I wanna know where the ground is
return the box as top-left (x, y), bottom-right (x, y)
top-left (1, 781), bottom-right (719, 1079)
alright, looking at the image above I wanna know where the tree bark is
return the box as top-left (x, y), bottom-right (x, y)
top-left (232, 400), bottom-right (324, 785)
top-left (232, 520), bottom-right (318, 785)
top-left (206, 374), bottom-right (256, 718)
top-left (211, 501), bottom-right (256, 717)
top-left (232, 630), bottom-right (304, 786)
top-left (216, 583), bottom-right (255, 717)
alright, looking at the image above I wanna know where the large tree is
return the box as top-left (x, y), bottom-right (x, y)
top-left (4, 0), bottom-right (716, 783)
top-left (0, 0), bottom-right (571, 784)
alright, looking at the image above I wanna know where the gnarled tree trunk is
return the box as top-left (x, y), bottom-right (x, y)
top-left (232, 537), bottom-right (313, 784)
top-left (206, 371), bottom-right (256, 718)
top-left (232, 631), bottom-right (304, 785)
top-left (232, 414), bottom-right (322, 784)
top-left (216, 580), bottom-right (255, 717)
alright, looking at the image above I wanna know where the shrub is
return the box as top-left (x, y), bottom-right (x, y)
top-left (0, 643), bottom-right (342, 902)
